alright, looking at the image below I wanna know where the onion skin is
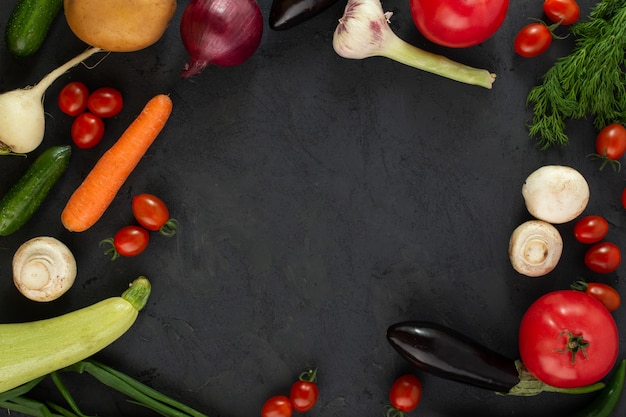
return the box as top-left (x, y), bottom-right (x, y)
top-left (180, 0), bottom-right (264, 79)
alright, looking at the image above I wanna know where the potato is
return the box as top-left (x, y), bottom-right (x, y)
top-left (64, 0), bottom-right (176, 52)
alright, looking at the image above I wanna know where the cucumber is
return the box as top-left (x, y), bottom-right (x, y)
top-left (0, 145), bottom-right (71, 236)
top-left (0, 277), bottom-right (151, 394)
top-left (5, 0), bottom-right (63, 57)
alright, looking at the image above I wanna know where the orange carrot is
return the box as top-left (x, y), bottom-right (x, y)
top-left (61, 94), bottom-right (173, 232)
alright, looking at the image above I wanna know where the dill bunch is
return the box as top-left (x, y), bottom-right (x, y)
top-left (527, 0), bottom-right (626, 150)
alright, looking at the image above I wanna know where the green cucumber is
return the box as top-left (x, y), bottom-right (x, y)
top-left (5, 0), bottom-right (63, 57)
top-left (0, 145), bottom-right (71, 236)
top-left (0, 277), bottom-right (151, 394)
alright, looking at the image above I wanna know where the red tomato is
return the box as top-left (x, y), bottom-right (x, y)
top-left (595, 124), bottom-right (626, 160)
top-left (87, 87), bottom-right (124, 118)
top-left (622, 187), bottom-right (626, 209)
top-left (514, 23), bottom-right (553, 57)
top-left (132, 193), bottom-right (178, 236)
top-left (519, 290), bottom-right (619, 388)
top-left (289, 369), bottom-right (318, 412)
top-left (573, 215), bottom-right (609, 244)
top-left (71, 112), bottom-right (105, 149)
top-left (543, 0), bottom-right (580, 24)
top-left (389, 374), bottom-right (422, 413)
top-left (585, 242), bottom-right (621, 273)
top-left (409, 0), bottom-right (509, 48)
top-left (261, 396), bottom-right (292, 417)
top-left (58, 81), bottom-right (89, 116)
top-left (585, 283), bottom-right (621, 312)
top-left (105, 225), bottom-right (150, 259)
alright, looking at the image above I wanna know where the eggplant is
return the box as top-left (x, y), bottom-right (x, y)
top-left (386, 321), bottom-right (606, 396)
top-left (269, 0), bottom-right (340, 30)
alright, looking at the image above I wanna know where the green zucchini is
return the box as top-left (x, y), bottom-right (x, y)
top-left (5, 0), bottom-right (63, 57)
top-left (0, 277), bottom-right (151, 394)
top-left (0, 145), bottom-right (71, 236)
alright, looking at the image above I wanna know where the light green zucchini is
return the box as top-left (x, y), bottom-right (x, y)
top-left (0, 277), bottom-right (151, 394)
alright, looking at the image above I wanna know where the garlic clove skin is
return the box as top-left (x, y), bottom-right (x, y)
top-left (13, 236), bottom-right (77, 302)
top-left (509, 220), bottom-right (563, 277)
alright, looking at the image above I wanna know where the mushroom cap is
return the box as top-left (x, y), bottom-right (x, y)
top-left (509, 220), bottom-right (563, 277)
top-left (12, 236), bottom-right (77, 302)
top-left (522, 165), bottom-right (590, 224)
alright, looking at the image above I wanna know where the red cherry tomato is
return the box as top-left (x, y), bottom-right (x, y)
top-left (514, 23), bottom-right (553, 57)
top-left (595, 123), bottom-right (626, 160)
top-left (585, 242), bottom-right (621, 274)
top-left (132, 193), bottom-right (178, 236)
top-left (573, 215), bottom-right (609, 244)
top-left (389, 374), bottom-right (422, 413)
top-left (71, 112), bottom-right (105, 149)
top-left (261, 395), bottom-right (292, 417)
top-left (58, 81), bottom-right (89, 116)
top-left (289, 369), bottom-right (318, 412)
top-left (622, 187), bottom-right (626, 209)
top-left (87, 87), bottom-right (124, 118)
top-left (409, 0), bottom-right (509, 48)
top-left (519, 290), bottom-right (619, 388)
top-left (101, 225), bottom-right (150, 260)
top-left (572, 281), bottom-right (621, 312)
top-left (543, 0), bottom-right (581, 25)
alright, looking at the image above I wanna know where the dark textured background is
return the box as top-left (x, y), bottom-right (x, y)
top-left (1, 0), bottom-right (625, 416)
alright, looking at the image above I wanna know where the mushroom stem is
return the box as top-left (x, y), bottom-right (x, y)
top-left (12, 236), bottom-right (77, 302)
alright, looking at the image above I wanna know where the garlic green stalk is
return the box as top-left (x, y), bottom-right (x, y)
top-left (332, 0), bottom-right (496, 89)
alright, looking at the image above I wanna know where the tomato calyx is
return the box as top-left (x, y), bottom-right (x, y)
top-left (100, 237), bottom-right (122, 260)
top-left (555, 331), bottom-right (589, 364)
top-left (159, 218), bottom-right (180, 237)
top-left (298, 368), bottom-right (317, 383)
top-left (385, 404), bottom-right (408, 417)
top-left (588, 151), bottom-right (622, 172)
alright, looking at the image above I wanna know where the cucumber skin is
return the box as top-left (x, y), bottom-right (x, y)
top-left (5, 0), bottom-right (63, 57)
top-left (0, 297), bottom-right (138, 394)
top-left (0, 145), bottom-right (71, 236)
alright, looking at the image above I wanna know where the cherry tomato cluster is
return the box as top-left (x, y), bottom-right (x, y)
top-left (58, 81), bottom-right (124, 149)
top-left (100, 193), bottom-right (178, 260)
top-left (261, 369), bottom-right (318, 417)
top-left (588, 124), bottom-right (626, 172)
top-left (573, 215), bottom-right (622, 274)
top-left (386, 374), bottom-right (422, 417)
top-left (513, 0), bottom-right (580, 58)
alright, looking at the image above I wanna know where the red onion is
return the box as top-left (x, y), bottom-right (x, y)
top-left (180, 0), bottom-right (264, 79)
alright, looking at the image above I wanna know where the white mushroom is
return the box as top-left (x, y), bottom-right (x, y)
top-left (12, 236), bottom-right (77, 302)
top-left (522, 165), bottom-right (590, 224)
top-left (509, 220), bottom-right (563, 277)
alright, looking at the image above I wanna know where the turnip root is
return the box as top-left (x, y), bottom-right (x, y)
top-left (522, 165), bottom-right (589, 224)
top-left (0, 47), bottom-right (102, 155)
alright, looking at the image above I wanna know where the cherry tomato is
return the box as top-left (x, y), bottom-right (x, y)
top-left (595, 124), bottom-right (626, 160)
top-left (409, 0), bottom-right (509, 48)
top-left (132, 193), bottom-right (178, 236)
top-left (101, 225), bottom-right (150, 260)
top-left (58, 81), bottom-right (89, 116)
top-left (389, 374), bottom-right (422, 413)
top-left (519, 290), bottom-right (619, 388)
top-left (573, 215), bottom-right (609, 244)
top-left (289, 369), bottom-right (318, 412)
top-left (71, 112), bottom-right (105, 149)
top-left (261, 395), bottom-right (292, 417)
top-left (572, 281), bottom-right (621, 312)
top-left (514, 23), bottom-right (553, 57)
top-left (622, 187), bottom-right (626, 209)
top-left (585, 242), bottom-right (621, 274)
top-left (543, 0), bottom-right (581, 25)
top-left (87, 87), bottom-right (124, 118)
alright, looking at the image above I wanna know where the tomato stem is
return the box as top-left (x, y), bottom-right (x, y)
top-left (298, 368), bottom-right (317, 383)
top-left (555, 331), bottom-right (589, 364)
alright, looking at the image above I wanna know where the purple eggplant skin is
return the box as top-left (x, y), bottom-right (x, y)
top-left (386, 321), bottom-right (520, 393)
top-left (269, 0), bottom-right (340, 30)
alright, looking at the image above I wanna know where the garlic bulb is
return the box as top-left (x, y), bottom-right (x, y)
top-left (332, 0), bottom-right (496, 89)
top-left (13, 236), bottom-right (77, 302)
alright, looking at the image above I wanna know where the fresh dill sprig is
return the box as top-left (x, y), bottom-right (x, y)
top-left (527, 0), bottom-right (626, 150)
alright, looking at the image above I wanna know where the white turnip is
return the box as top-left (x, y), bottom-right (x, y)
top-left (0, 47), bottom-right (102, 155)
